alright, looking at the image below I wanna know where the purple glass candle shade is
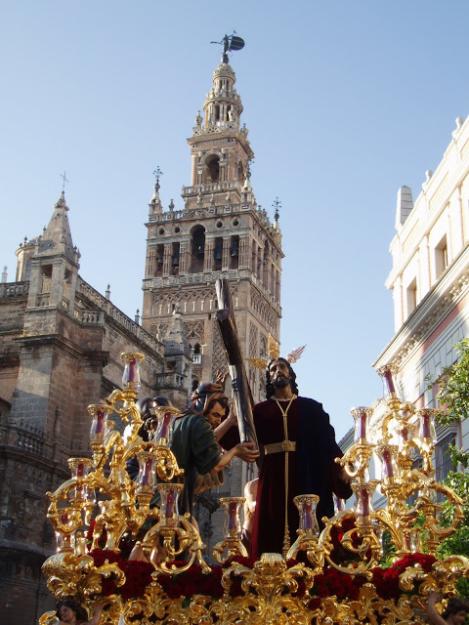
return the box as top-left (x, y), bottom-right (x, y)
top-left (90, 408), bottom-right (106, 445)
top-left (121, 352), bottom-right (143, 389)
top-left (157, 483), bottom-right (182, 528)
top-left (136, 452), bottom-right (157, 492)
top-left (155, 408), bottom-right (179, 446)
top-left (219, 497), bottom-right (244, 538)
top-left (351, 407), bottom-right (371, 442)
top-left (379, 365), bottom-right (396, 395)
top-left (294, 495), bottom-right (320, 534)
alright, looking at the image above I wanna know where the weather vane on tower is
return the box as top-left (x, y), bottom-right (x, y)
top-left (211, 32), bottom-right (245, 63)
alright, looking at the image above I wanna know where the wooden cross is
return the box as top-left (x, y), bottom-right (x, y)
top-left (215, 278), bottom-right (258, 445)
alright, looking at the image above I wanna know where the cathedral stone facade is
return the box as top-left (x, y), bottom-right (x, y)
top-left (0, 194), bottom-right (188, 624)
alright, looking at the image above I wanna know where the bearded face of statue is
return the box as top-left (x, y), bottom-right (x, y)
top-left (268, 359), bottom-right (292, 389)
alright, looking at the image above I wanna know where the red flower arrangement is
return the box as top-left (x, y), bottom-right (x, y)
top-left (371, 553), bottom-right (436, 600)
top-left (88, 548), bottom-right (436, 604)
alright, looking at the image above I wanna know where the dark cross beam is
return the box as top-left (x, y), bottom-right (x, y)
top-left (215, 278), bottom-right (258, 446)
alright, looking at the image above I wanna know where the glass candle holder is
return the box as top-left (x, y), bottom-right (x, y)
top-left (219, 497), bottom-right (245, 538)
top-left (121, 352), bottom-right (144, 389)
top-left (378, 365), bottom-right (396, 395)
top-left (136, 451), bottom-right (157, 493)
top-left (416, 408), bottom-right (437, 443)
top-left (354, 482), bottom-right (377, 519)
top-left (68, 457), bottom-right (93, 501)
top-left (294, 494), bottom-right (320, 535)
top-left (351, 406), bottom-right (372, 442)
top-left (375, 444), bottom-right (398, 481)
top-left (88, 404), bottom-right (109, 445)
top-left (157, 483), bottom-right (183, 528)
top-left (154, 406), bottom-right (180, 446)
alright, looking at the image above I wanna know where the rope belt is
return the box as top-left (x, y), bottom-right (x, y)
top-left (264, 440), bottom-right (296, 455)
top-left (272, 394), bottom-right (297, 557)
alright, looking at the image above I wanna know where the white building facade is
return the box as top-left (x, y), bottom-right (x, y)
top-left (374, 114), bottom-right (469, 475)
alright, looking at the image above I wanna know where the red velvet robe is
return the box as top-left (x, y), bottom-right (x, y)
top-left (235, 397), bottom-right (352, 558)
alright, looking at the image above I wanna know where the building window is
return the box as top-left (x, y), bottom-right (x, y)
top-left (406, 278), bottom-right (417, 316)
top-left (155, 244), bottom-right (164, 276)
top-left (190, 225), bottom-right (205, 273)
top-left (435, 433), bottom-right (456, 482)
top-left (171, 242), bottom-right (180, 276)
top-left (434, 235), bottom-right (448, 280)
top-left (230, 235), bottom-right (239, 269)
top-left (205, 155), bottom-right (220, 182)
top-left (213, 237), bottom-right (223, 271)
top-left (192, 343), bottom-right (202, 365)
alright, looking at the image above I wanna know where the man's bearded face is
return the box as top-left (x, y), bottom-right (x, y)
top-left (269, 359), bottom-right (291, 389)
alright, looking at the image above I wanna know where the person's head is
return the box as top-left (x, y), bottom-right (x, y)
top-left (138, 396), bottom-right (171, 440)
top-left (191, 382), bottom-right (229, 426)
top-left (265, 357), bottom-right (299, 399)
top-left (442, 598), bottom-right (469, 625)
top-left (56, 599), bottom-right (88, 624)
top-left (205, 396), bottom-right (230, 428)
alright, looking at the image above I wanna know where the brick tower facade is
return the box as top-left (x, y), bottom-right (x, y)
top-left (142, 54), bottom-right (283, 406)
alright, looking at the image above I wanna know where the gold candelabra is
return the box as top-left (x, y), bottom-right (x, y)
top-left (40, 356), bottom-right (467, 625)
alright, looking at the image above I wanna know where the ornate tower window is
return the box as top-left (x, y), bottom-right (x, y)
top-left (192, 343), bottom-right (202, 365)
top-left (155, 244), bottom-right (164, 277)
top-left (230, 235), bottom-right (239, 269)
top-left (171, 242), bottom-right (180, 276)
top-left (213, 237), bottom-right (223, 271)
top-left (205, 155), bottom-right (220, 183)
top-left (190, 225), bottom-right (205, 273)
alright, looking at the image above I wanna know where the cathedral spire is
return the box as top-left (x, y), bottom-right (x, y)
top-left (38, 191), bottom-right (79, 265)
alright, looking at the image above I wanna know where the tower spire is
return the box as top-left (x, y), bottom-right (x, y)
top-left (38, 189), bottom-right (79, 265)
top-left (149, 166), bottom-right (163, 214)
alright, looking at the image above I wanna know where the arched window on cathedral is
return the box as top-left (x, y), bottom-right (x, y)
top-left (230, 235), bottom-right (239, 269)
top-left (192, 343), bottom-right (202, 365)
top-left (237, 162), bottom-right (244, 181)
top-left (190, 225), bottom-right (205, 273)
top-left (205, 155), bottom-right (220, 183)
top-left (213, 237), bottom-right (223, 271)
top-left (171, 242), bottom-right (180, 276)
top-left (155, 244), bottom-right (164, 277)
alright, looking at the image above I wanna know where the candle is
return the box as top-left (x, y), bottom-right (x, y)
top-left (219, 497), bottom-right (244, 538)
top-left (379, 365), bottom-right (396, 395)
top-left (294, 495), bottom-right (320, 534)
top-left (351, 407), bottom-right (371, 442)
top-left (157, 484), bottom-right (182, 528)
top-left (121, 352), bottom-right (143, 389)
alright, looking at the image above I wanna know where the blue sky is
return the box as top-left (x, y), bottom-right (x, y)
top-left (1, 1), bottom-right (468, 438)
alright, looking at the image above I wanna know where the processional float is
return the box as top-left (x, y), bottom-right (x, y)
top-left (40, 288), bottom-right (467, 625)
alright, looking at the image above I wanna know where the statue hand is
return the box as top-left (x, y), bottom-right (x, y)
top-left (235, 442), bottom-right (259, 463)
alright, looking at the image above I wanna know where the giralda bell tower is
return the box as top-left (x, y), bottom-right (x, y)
top-left (142, 38), bottom-right (283, 403)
